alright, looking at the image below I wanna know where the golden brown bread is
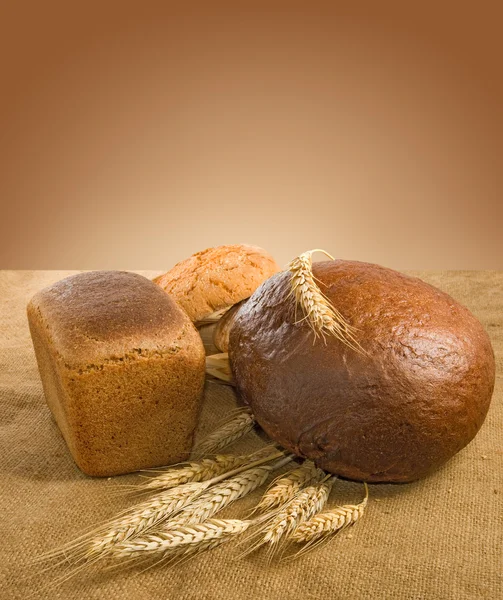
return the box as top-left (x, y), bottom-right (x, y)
top-left (27, 271), bottom-right (206, 477)
top-left (153, 244), bottom-right (279, 322)
top-left (229, 261), bottom-right (495, 483)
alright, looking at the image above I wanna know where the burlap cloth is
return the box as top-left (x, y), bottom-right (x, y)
top-left (0, 271), bottom-right (501, 599)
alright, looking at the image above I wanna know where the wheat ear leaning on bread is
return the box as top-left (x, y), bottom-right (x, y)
top-left (192, 406), bottom-right (256, 457)
top-left (288, 249), bottom-right (363, 352)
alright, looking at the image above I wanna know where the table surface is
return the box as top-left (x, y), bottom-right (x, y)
top-left (0, 270), bottom-right (501, 600)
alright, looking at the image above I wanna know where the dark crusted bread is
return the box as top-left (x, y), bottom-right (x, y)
top-left (27, 271), bottom-right (205, 477)
top-left (229, 261), bottom-right (495, 483)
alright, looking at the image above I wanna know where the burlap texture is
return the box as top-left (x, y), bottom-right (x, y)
top-left (0, 270), bottom-right (501, 599)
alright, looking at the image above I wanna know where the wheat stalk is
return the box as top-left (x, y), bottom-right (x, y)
top-left (113, 518), bottom-right (251, 561)
top-left (172, 456), bottom-right (292, 526)
top-left (85, 449), bottom-right (284, 561)
top-left (292, 483), bottom-right (369, 544)
top-left (86, 482), bottom-right (208, 559)
top-left (193, 407), bottom-right (255, 457)
top-left (262, 476), bottom-right (335, 546)
top-left (110, 457), bottom-right (292, 564)
top-left (135, 447), bottom-right (277, 493)
top-left (133, 455), bottom-right (247, 493)
top-left (242, 476), bottom-right (335, 558)
top-left (254, 460), bottom-right (325, 513)
top-left (288, 249), bottom-right (362, 352)
top-left (195, 307), bottom-right (231, 327)
top-left (205, 352), bottom-right (234, 385)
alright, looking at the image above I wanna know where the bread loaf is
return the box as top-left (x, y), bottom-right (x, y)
top-left (154, 244), bottom-right (279, 322)
top-left (229, 261), bottom-right (495, 482)
top-left (28, 271), bottom-right (206, 477)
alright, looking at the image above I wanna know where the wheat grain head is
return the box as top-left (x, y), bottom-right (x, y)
top-left (242, 475), bottom-right (335, 559)
top-left (292, 482), bottom-right (368, 545)
top-left (86, 482), bottom-right (209, 560)
top-left (132, 455), bottom-right (246, 493)
top-left (136, 446), bottom-right (277, 494)
top-left (263, 476), bottom-right (334, 546)
top-left (85, 448), bottom-right (285, 561)
top-left (193, 407), bottom-right (255, 457)
top-left (254, 460), bottom-right (325, 513)
top-left (170, 465), bottom-right (274, 525)
top-left (113, 518), bottom-right (251, 561)
top-left (288, 249), bottom-right (363, 352)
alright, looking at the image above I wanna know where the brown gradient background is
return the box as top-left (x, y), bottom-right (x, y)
top-left (1, 1), bottom-right (502, 269)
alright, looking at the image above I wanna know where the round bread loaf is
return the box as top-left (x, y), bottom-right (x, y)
top-left (229, 260), bottom-right (495, 483)
top-left (154, 244), bottom-right (279, 322)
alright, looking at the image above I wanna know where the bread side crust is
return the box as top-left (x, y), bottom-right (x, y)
top-left (213, 301), bottom-right (244, 352)
top-left (27, 272), bottom-right (206, 476)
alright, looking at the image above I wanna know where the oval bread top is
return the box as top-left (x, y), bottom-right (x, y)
top-left (153, 244), bottom-right (279, 322)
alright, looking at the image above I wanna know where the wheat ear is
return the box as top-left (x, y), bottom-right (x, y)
top-left (288, 249), bottom-right (362, 352)
top-left (244, 476), bottom-right (335, 557)
top-left (85, 449), bottom-right (284, 561)
top-left (171, 456), bottom-right (293, 526)
top-left (110, 458), bottom-right (292, 565)
top-left (86, 482), bottom-right (208, 559)
top-left (292, 482), bottom-right (368, 545)
top-left (263, 476), bottom-right (334, 545)
top-left (254, 460), bottom-right (325, 513)
top-left (132, 447), bottom-right (276, 494)
top-left (193, 407), bottom-right (255, 457)
top-left (113, 518), bottom-right (252, 561)
top-left (37, 447), bottom-right (273, 565)
top-left (127, 455), bottom-right (247, 493)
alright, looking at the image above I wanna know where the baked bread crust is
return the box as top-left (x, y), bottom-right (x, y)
top-left (229, 261), bottom-right (495, 483)
top-left (213, 301), bottom-right (244, 352)
top-left (28, 271), bottom-right (206, 477)
top-left (153, 244), bottom-right (279, 322)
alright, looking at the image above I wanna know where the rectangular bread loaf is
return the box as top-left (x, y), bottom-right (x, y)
top-left (27, 271), bottom-right (206, 476)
